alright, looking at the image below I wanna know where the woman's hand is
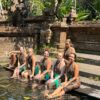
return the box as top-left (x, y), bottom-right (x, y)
top-left (46, 79), bottom-right (54, 84)
top-left (30, 74), bottom-right (34, 78)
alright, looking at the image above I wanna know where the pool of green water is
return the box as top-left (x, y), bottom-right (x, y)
top-left (0, 67), bottom-right (97, 100)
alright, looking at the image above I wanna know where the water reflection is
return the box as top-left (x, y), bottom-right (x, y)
top-left (0, 68), bottom-right (94, 100)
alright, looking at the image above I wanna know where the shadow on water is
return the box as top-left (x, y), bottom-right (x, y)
top-left (0, 67), bottom-right (99, 100)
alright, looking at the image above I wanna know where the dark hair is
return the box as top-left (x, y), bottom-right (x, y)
top-left (44, 48), bottom-right (49, 53)
top-left (66, 39), bottom-right (74, 47)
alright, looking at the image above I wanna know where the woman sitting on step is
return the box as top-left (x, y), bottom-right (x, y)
top-left (11, 47), bottom-right (27, 79)
top-left (63, 39), bottom-right (76, 61)
top-left (45, 53), bottom-right (80, 99)
top-left (34, 50), bottom-right (52, 82)
top-left (21, 48), bottom-right (39, 80)
top-left (46, 52), bottom-right (66, 89)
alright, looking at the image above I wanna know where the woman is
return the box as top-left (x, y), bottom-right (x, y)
top-left (46, 52), bottom-right (66, 89)
top-left (46, 53), bottom-right (80, 99)
top-left (22, 48), bottom-right (39, 80)
top-left (34, 50), bottom-right (52, 82)
top-left (11, 47), bottom-right (27, 79)
top-left (64, 39), bottom-right (76, 61)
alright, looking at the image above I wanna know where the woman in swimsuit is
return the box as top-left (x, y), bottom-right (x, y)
top-left (11, 47), bottom-right (27, 79)
top-left (46, 52), bottom-right (66, 89)
top-left (63, 39), bottom-right (76, 61)
top-left (22, 48), bottom-right (39, 80)
top-left (46, 53), bottom-right (80, 99)
top-left (34, 50), bottom-right (52, 82)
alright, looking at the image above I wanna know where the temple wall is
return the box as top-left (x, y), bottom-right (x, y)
top-left (0, 37), bottom-right (36, 56)
top-left (0, 21), bottom-right (100, 57)
top-left (68, 24), bottom-right (100, 52)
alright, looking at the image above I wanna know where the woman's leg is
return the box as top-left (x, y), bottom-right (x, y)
top-left (47, 87), bottom-right (65, 98)
top-left (11, 67), bottom-right (19, 78)
top-left (47, 82), bottom-right (67, 98)
top-left (47, 86), bottom-right (63, 97)
top-left (49, 89), bottom-right (65, 98)
top-left (22, 71), bottom-right (29, 79)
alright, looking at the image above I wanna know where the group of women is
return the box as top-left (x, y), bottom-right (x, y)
top-left (8, 39), bottom-right (81, 99)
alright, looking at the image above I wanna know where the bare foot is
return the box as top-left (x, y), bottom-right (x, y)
top-left (20, 78), bottom-right (28, 82)
top-left (47, 95), bottom-right (53, 99)
top-left (47, 94), bottom-right (61, 99)
top-left (10, 76), bottom-right (17, 79)
top-left (32, 83), bottom-right (38, 89)
top-left (43, 90), bottom-right (49, 97)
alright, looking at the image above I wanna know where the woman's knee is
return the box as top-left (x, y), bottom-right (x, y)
top-left (23, 71), bottom-right (29, 78)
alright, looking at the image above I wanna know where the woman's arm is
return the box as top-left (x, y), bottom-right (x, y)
top-left (9, 51), bottom-right (20, 55)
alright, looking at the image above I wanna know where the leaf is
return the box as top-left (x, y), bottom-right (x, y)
top-left (24, 96), bottom-right (31, 100)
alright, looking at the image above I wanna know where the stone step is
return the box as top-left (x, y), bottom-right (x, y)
top-left (76, 53), bottom-right (100, 66)
top-left (74, 85), bottom-right (100, 99)
top-left (80, 76), bottom-right (100, 89)
top-left (78, 62), bottom-right (100, 78)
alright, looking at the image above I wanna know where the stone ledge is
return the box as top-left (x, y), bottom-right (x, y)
top-left (75, 85), bottom-right (100, 99)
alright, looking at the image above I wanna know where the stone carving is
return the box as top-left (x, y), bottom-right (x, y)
top-left (10, 0), bottom-right (28, 26)
top-left (67, 7), bottom-right (77, 24)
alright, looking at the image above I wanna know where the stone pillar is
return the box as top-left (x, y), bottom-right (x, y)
top-left (51, 22), bottom-right (68, 53)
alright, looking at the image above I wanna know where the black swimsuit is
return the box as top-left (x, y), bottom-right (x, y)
top-left (40, 58), bottom-right (48, 72)
top-left (18, 53), bottom-right (25, 65)
top-left (27, 56), bottom-right (33, 71)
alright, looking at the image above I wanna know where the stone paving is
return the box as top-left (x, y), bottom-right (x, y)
top-left (76, 85), bottom-right (100, 99)
top-left (80, 76), bottom-right (100, 88)
top-left (77, 62), bottom-right (100, 76)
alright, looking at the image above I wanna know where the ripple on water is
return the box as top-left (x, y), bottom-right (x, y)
top-left (0, 87), bottom-right (7, 97)
top-left (0, 68), bottom-right (88, 100)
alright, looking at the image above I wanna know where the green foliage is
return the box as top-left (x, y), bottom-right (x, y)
top-left (29, 0), bottom-right (44, 16)
top-left (77, 11), bottom-right (89, 21)
top-left (57, 0), bottom-right (72, 19)
top-left (1, 0), bottom-right (100, 20)
top-left (1, 0), bottom-right (11, 9)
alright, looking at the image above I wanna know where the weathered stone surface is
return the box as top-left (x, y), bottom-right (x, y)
top-left (0, 37), bottom-right (36, 56)
top-left (69, 23), bottom-right (100, 52)
top-left (0, 26), bottom-right (39, 37)
top-left (51, 23), bottom-right (68, 52)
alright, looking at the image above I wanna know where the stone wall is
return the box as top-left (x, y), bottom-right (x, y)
top-left (0, 20), bottom-right (100, 56)
top-left (68, 23), bottom-right (100, 52)
top-left (0, 37), bottom-right (36, 56)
